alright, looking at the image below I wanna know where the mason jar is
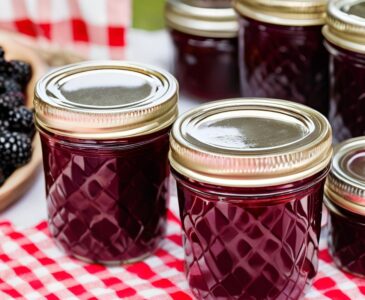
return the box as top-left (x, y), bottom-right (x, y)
top-left (325, 137), bottom-right (365, 277)
top-left (323, 0), bottom-right (365, 142)
top-left (169, 98), bottom-right (332, 299)
top-left (34, 61), bottom-right (178, 264)
top-left (165, 0), bottom-right (240, 101)
top-left (233, 0), bottom-right (329, 116)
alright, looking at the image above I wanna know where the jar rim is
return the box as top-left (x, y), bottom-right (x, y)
top-left (325, 137), bottom-right (365, 216)
top-left (165, 0), bottom-right (238, 38)
top-left (323, 0), bottom-right (365, 53)
top-left (233, 0), bottom-right (327, 26)
top-left (34, 61), bottom-right (178, 140)
top-left (169, 98), bottom-right (332, 188)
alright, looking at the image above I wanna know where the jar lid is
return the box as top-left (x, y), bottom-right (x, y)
top-left (165, 0), bottom-right (238, 38)
top-left (323, 0), bottom-right (365, 53)
top-left (34, 61), bottom-right (178, 139)
top-left (325, 137), bottom-right (365, 216)
top-left (169, 98), bottom-right (332, 187)
top-left (233, 0), bottom-right (327, 26)
top-left (181, 0), bottom-right (232, 8)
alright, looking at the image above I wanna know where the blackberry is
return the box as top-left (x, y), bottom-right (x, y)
top-left (0, 58), bottom-right (11, 75)
top-left (0, 92), bottom-right (25, 111)
top-left (0, 47), bottom-right (4, 59)
top-left (10, 60), bottom-right (32, 85)
top-left (0, 119), bottom-right (10, 132)
top-left (0, 131), bottom-right (32, 167)
top-left (7, 106), bottom-right (34, 135)
top-left (0, 76), bottom-right (22, 93)
top-left (0, 164), bottom-right (16, 186)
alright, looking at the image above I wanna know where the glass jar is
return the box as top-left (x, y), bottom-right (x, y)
top-left (169, 99), bottom-right (332, 299)
top-left (323, 0), bottom-right (365, 142)
top-left (34, 61), bottom-right (178, 264)
top-left (324, 137), bottom-right (365, 277)
top-left (233, 0), bottom-right (329, 116)
top-left (165, 0), bottom-right (240, 101)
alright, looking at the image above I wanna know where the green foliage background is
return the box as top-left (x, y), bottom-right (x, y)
top-left (132, 0), bottom-right (166, 30)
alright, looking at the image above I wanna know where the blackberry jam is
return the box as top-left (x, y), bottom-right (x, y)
top-left (34, 61), bottom-right (178, 264)
top-left (165, 0), bottom-right (240, 101)
top-left (233, 0), bottom-right (329, 116)
top-left (169, 99), bottom-right (332, 299)
top-left (325, 137), bottom-right (365, 277)
top-left (323, 0), bottom-right (365, 142)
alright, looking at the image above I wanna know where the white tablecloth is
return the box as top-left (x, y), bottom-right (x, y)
top-left (0, 29), bottom-right (199, 227)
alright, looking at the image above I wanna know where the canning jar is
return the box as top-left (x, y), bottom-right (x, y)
top-left (325, 137), bottom-right (365, 277)
top-left (169, 99), bottom-right (332, 299)
top-left (233, 0), bottom-right (329, 116)
top-left (323, 0), bottom-right (365, 142)
top-left (34, 61), bottom-right (178, 264)
top-left (165, 0), bottom-right (240, 101)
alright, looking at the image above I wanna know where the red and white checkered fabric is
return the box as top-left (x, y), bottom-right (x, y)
top-left (1, 209), bottom-right (365, 299)
top-left (0, 0), bottom-right (130, 59)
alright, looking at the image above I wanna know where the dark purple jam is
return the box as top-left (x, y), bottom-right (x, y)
top-left (238, 16), bottom-right (329, 116)
top-left (40, 127), bottom-right (171, 263)
top-left (325, 42), bottom-right (365, 142)
top-left (326, 199), bottom-right (365, 277)
top-left (173, 168), bottom-right (328, 299)
top-left (170, 29), bottom-right (240, 101)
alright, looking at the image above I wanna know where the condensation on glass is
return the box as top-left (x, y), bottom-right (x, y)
top-left (233, 0), bottom-right (329, 116)
top-left (169, 99), bottom-right (332, 299)
top-left (34, 61), bottom-right (178, 264)
top-left (165, 0), bottom-right (240, 101)
top-left (325, 137), bottom-right (365, 277)
top-left (323, 0), bottom-right (365, 142)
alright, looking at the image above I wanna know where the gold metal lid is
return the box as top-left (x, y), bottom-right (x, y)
top-left (165, 0), bottom-right (238, 38)
top-left (233, 0), bottom-right (327, 26)
top-left (182, 0), bottom-right (232, 8)
top-left (169, 98), bottom-right (332, 187)
top-left (323, 0), bottom-right (365, 53)
top-left (34, 61), bottom-right (178, 140)
top-left (325, 137), bottom-right (365, 216)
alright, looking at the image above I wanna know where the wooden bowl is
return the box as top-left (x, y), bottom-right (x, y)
top-left (0, 33), bottom-right (47, 211)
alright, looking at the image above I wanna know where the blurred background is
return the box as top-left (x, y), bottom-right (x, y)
top-left (0, 0), bottom-right (166, 60)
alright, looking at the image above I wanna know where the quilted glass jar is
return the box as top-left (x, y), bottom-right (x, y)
top-left (233, 0), bottom-right (329, 116)
top-left (323, 0), bottom-right (365, 142)
top-left (169, 99), bottom-right (332, 299)
top-left (165, 0), bottom-right (240, 101)
top-left (34, 61), bottom-right (178, 264)
top-left (325, 137), bottom-right (365, 277)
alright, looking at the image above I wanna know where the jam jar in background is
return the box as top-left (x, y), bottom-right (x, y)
top-left (169, 99), bottom-right (332, 299)
top-left (233, 0), bottom-right (329, 116)
top-left (324, 137), bottom-right (365, 277)
top-left (34, 61), bottom-right (178, 264)
top-left (165, 0), bottom-right (240, 101)
top-left (323, 0), bottom-right (365, 142)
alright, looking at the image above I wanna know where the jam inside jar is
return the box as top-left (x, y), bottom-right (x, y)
top-left (34, 61), bottom-right (178, 264)
top-left (165, 0), bottom-right (240, 101)
top-left (325, 137), bottom-right (365, 277)
top-left (323, 0), bottom-right (365, 142)
top-left (169, 99), bottom-right (332, 299)
top-left (233, 0), bottom-right (329, 116)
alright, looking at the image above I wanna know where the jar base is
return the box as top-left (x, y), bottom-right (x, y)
top-left (73, 251), bottom-right (153, 266)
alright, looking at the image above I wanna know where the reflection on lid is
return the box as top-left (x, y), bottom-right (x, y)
top-left (186, 110), bottom-right (310, 152)
top-left (55, 70), bottom-right (156, 108)
top-left (347, 1), bottom-right (365, 18)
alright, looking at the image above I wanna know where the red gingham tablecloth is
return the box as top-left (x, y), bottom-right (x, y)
top-left (1, 209), bottom-right (365, 299)
top-left (0, 0), bottom-right (130, 59)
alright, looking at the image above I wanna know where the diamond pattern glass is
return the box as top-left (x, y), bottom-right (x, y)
top-left (238, 17), bottom-right (329, 116)
top-left (174, 169), bottom-right (328, 299)
top-left (40, 129), bottom-right (170, 264)
top-left (327, 200), bottom-right (365, 277)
